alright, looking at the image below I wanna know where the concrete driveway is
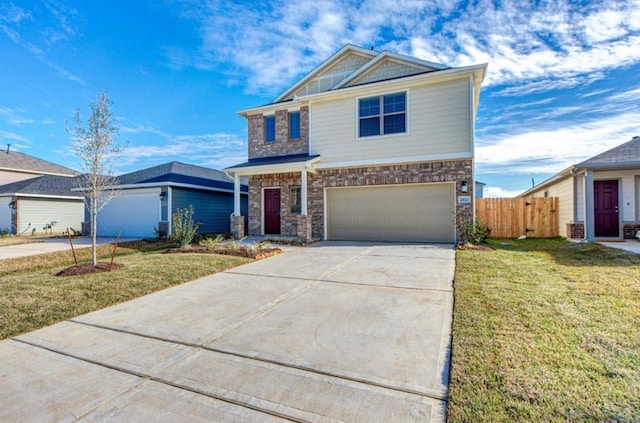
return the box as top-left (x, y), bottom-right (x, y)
top-left (0, 237), bottom-right (138, 260)
top-left (0, 242), bottom-right (455, 422)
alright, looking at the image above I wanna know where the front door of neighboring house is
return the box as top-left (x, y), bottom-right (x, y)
top-left (594, 180), bottom-right (619, 237)
top-left (264, 188), bottom-right (281, 234)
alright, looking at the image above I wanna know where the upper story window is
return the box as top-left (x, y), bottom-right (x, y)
top-left (358, 92), bottom-right (406, 137)
top-left (264, 115), bottom-right (276, 143)
top-left (289, 111), bottom-right (300, 140)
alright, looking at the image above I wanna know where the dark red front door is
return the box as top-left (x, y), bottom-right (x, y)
top-left (264, 188), bottom-right (281, 234)
top-left (594, 180), bottom-right (619, 237)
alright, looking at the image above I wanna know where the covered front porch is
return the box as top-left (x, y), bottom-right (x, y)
top-left (225, 154), bottom-right (321, 242)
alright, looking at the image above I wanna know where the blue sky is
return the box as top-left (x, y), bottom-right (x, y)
top-left (1, 0), bottom-right (639, 197)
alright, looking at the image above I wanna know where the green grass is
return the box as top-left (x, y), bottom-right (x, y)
top-left (448, 238), bottom-right (640, 422)
top-left (0, 240), bottom-right (251, 339)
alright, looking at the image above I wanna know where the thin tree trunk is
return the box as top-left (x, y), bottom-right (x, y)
top-left (92, 202), bottom-right (97, 266)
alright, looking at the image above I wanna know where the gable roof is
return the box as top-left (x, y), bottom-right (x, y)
top-left (240, 44), bottom-right (486, 116)
top-left (575, 136), bottom-right (640, 169)
top-left (113, 161), bottom-right (245, 192)
top-left (0, 174), bottom-right (82, 198)
top-left (0, 150), bottom-right (78, 176)
top-left (519, 136), bottom-right (640, 197)
top-left (273, 44), bottom-right (378, 103)
top-left (273, 44), bottom-right (451, 103)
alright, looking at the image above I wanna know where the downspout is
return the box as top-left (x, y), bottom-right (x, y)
top-left (167, 186), bottom-right (173, 236)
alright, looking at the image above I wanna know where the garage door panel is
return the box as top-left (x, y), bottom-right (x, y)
top-left (97, 189), bottom-right (159, 238)
top-left (327, 184), bottom-right (455, 243)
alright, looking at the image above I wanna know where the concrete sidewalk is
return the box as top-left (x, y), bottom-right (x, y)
top-left (0, 242), bottom-right (455, 422)
top-left (0, 237), bottom-right (139, 260)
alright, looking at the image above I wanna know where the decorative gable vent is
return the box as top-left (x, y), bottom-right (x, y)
top-left (296, 71), bottom-right (352, 96)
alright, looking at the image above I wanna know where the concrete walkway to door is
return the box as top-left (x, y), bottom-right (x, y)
top-left (0, 241), bottom-right (455, 422)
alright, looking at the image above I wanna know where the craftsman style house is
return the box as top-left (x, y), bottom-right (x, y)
top-left (226, 44), bottom-right (487, 243)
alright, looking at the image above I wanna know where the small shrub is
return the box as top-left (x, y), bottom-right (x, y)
top-left (226, 236), bottom-right (246, 251)
top-left (199, 234), bottom-right (224, 250)
top-left (153, 226), bottom-right (167, 240)
top-left (0, 228), bottom-right (9, 237)
top-left (170, 205), bottom-right (200, 248)
top-left (458, 215), bottom-right (490, 244)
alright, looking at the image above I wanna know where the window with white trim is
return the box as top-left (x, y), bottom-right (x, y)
top-left (358, 92), bottom-right (406, 137)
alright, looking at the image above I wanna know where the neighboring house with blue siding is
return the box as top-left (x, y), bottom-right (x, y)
top-left (90, 162), bottom-right (248, 238)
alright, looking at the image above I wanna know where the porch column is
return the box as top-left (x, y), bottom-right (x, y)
top-left (301, 169), bottom-right (308, 216)
top-left (230, 173), bottom-right (245, 239)
top-left (584, 170), bottom-right (595, 242)
top-left (233, 173), bottom-right (241, 216)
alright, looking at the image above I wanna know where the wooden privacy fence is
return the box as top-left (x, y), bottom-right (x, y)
top-left (476, 197), bottom-right (559, 238)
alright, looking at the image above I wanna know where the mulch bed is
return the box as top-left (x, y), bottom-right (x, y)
top-left (55, 262), bottom-right (124, 276)
top-left (456, 242), bottom-right (493, 251)
top-left (164, 245), bottom-right (282, 260)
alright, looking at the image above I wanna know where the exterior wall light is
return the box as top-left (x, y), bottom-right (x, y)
top-left (460, 180), bottom-right (468, 193)
top-left (159, 191), bottom-right (167, 200)
top-left (8, 200), bottom-right (16, 209)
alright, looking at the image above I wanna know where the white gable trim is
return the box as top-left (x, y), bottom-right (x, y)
top-left (334, 51), bottom-right (447, 89)
top-left (273, 44), bottom-right (378, 103)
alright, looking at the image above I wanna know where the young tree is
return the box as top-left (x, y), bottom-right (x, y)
top-left (67, 92), bottom-right (124, 266)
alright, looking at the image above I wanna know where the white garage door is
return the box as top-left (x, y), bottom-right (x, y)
top-left (97, 188), bottom-right (160, 238)
top-left (326, 183), bottom-right (455, 243)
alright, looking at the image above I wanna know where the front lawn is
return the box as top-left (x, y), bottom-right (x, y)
top-left (448, 238), bottom-right (640, 422)
top-left (0, 240), bottom-right (251, 340)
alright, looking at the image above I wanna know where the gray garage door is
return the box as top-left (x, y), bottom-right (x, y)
top-left (326, 183), bottom-right (455, 243)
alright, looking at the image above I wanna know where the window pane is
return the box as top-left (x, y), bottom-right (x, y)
top-left (265, 115), bottom-right (275, 142)
top-left (383, 93), bottom-right (406, 114)
top-left (359, 97), bottom-right (380, 117)
top-left (289, 112), bottom-right (300, 139)
top-left (360, 117), bottom-right (380, 137)
top-left (290, 186), bottom-right (301, 214)
top-left (384, 113), bottom-right (405, 134)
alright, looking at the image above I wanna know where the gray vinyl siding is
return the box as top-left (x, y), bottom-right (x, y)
top-left (172, 188), bottom-right (247, 234)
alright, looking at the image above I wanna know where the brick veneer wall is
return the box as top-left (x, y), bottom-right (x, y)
top-left (247, 107), bottom-right (309, 159)
top-left (566, 223), bottom-right (584, 239)
top-left (248, 159), bottom-right (473, 240)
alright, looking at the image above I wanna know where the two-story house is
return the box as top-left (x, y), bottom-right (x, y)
top-left (226, 44), bottom-right (487, 243)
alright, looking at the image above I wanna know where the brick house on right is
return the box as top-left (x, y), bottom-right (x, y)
top-left (226, 44), bottom-right (487, 243)
top-left (520, 136), bottom-right (640, 241)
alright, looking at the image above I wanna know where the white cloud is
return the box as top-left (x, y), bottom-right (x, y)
top-left (0, 129), bottom-right (29, 143)
top-left (483, 186), bottom-right (523, 198)
top-left (476, 112), bottom-right (640, 176)
top-left (175, 0), bottom-right (640, 97)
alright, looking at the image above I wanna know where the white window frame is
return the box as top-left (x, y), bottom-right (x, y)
top-left (355, 89), bottom-right (410, 140)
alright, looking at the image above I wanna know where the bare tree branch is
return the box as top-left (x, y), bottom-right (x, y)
top-left (66, 91), bottom-right (125, 266)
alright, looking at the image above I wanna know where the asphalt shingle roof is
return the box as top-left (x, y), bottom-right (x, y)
top-left (0, 150), bottom-right (78, 176)
top-left (114, 161), bottom-right (244, 192)
top-left (576, 136), bottom-right (640, 168)
top-left (225, 154), bottom-right (321, 170)
top-left (0, 175), bottom-right (82, 197)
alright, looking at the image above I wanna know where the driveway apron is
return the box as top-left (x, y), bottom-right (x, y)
top-left (0, 241), bottom-right (455, 422)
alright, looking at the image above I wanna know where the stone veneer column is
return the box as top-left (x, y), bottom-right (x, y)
top-left (230, 215), bottom-right (245, 239)
top-left (296, 215), bottom-right (312, 242)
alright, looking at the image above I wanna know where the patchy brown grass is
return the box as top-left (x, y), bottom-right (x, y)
top-left (448, 238), bottom-right (640, 422)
